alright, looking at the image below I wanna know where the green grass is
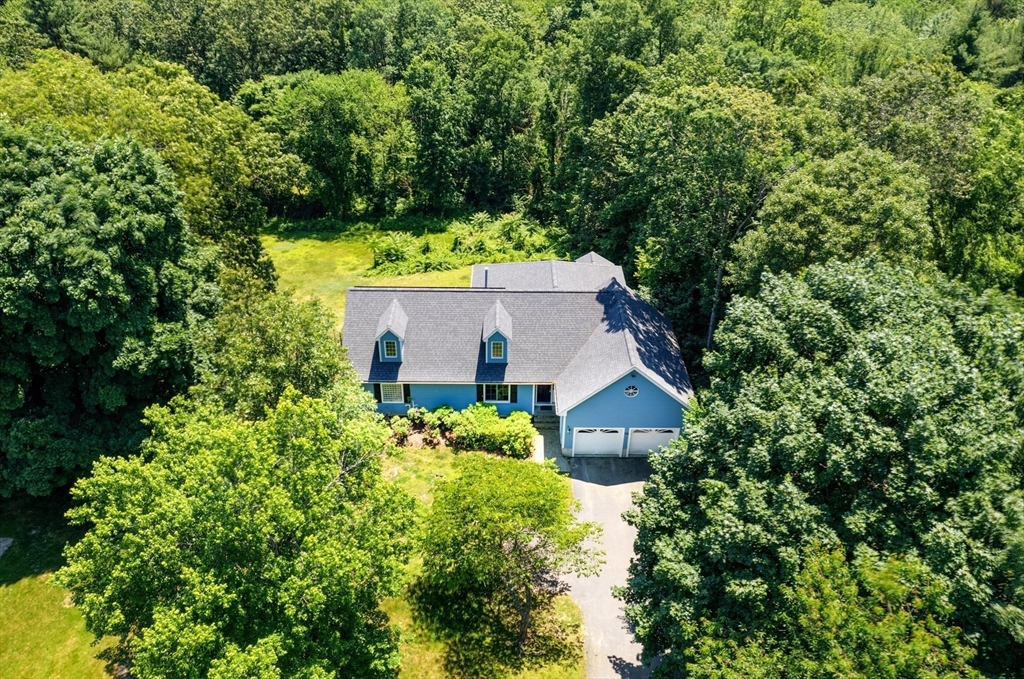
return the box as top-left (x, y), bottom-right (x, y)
top-left (262, 231), bottom-right (471, 330)
top-left (382, 447), bottom-right (586, 679)
top-left (0, 492), bottom-right (114, 679)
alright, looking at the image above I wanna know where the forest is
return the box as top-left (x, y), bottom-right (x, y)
top-left (3, 0), bottom-right (1024, 677)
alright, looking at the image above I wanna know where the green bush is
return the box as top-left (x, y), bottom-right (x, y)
top-left (366, 212), bottom-right (557, 277)
top-left (449, 404), bottom-right (537, 459)
top-left (423, 406), bottom-right (457, 438)
top-left (389, 416), bottom-right (411, 445)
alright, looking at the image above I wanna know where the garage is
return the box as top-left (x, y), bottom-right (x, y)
top-left (572, 428), bottom-right (625, 456)
top-left (626, 428), bottom-right (679, 456)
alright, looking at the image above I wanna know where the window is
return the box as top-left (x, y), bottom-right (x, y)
top-left (381, 383), bottom-right (404, 403)
top-left (383, 340), bottom-right (398, 358)
top-left (624, 385), bottom-right (639, 398)
top-left (490, 341), bottom-right (504, 359)
top-left (485, 384), bottom-right (510, 402)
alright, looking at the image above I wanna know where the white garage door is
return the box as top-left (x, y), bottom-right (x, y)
top-left (627, 428), bottom-right (679, 456)
top-left (572, 428), bottom-right (625, 456)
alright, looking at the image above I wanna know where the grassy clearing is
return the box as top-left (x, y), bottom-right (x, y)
top-left (262, 231), bottom-right (471, 329)
top-left (382, 446), bottom-right (586, 679)
top-left (0, 492), bottom-right (113, 679)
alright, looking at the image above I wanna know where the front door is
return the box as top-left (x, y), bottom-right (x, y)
top-left (535, 384), bottom-right (553, 411)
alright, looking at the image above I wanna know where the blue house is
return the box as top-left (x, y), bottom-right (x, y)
top-left (342, 253), bottom-right (692, 456)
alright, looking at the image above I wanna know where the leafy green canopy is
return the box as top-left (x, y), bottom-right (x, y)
top-left (236, 69), bottom-right (415, 218)
top-left (685, 546), bottom-right (982, 679)
top-left (192, 274), bottom-right (372, 424)
top-left (0, 123), bottom-right (219, 497)
top-left (0, 49), bottom-right (304, 280)
top-left (624, 260), bottom-right (1024, 676)
top-left (416, 455), bottom-right (600, 668)
top-left (57, 389), bottom-right (413, 679)
top-left (567, 83), bottom-right (786, 359)
top-left (729, 145), bottom-right (932, 293)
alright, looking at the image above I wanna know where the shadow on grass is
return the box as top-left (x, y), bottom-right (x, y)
top-left (410, 579), bottom-right (582, 679)
top-left (0, 488), bottom-right (85, 586)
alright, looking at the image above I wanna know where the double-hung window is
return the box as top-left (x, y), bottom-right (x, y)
top-left (484, 384), bottom-right (510, 402)
top-left (490, 341), bottom-right (504, 359)
top-left (383, 340), bottom-right (398, 358)
top-left (380, 383), bottom-right (404, 403)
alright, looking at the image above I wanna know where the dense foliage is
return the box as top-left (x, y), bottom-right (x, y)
top-left (624, 260), bottom-right (1024, 676)
top-left (56, 388), bottom-right (414, 679)
top-left (448, 404), bottom-right (538, 458)
top-left (0, 50), bottom-right (303, 280)
top-left (416, 455), bottom-right (600, 669)
top-left (684, 546), bottom-right (982, 679)
top-left (11, 0), bottom-right (1024, 356)
top-left (0, 123), bottom-right (219, 496)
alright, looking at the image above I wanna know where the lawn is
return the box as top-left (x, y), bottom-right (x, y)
top-left (262, 230), bottom-right (471, 330)
top-left (382, 446), bottom-right (586, 679)
top-left (0, 492), bottom-right (113, 679)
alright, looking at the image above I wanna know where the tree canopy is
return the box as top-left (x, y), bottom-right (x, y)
top-left (624, 260), bottom-right (1024, 676)
top-left (415, 455), bottom-right (601, 671)
top-left (56, 388), bottom-right (414, 679)
top-left (0, 122), bottom-right (219, 496)
top-left (0, 50), bottom-right (304, 280)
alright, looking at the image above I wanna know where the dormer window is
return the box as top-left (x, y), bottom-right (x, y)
top-left (376, 299), bottom-right (407, 363)
top-left (483, 300), bottom-right (511, 364)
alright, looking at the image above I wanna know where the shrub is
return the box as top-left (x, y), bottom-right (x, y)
top-left (502, 412), bottom-right (538, 459)
top-left (371, 231), bottom-right (417, 266)
top-left (390, 416), bottom-right (411, 445)
top-left (449, 404), bottom-right (537, 459)
top-left (423, 406), bottom-right (457, 439)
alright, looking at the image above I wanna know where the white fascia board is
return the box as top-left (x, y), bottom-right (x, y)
top-left (555, 366), bottom-right (692, 415)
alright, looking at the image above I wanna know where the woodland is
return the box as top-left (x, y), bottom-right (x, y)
top-left (3, 0), bottom-right (1024, 677)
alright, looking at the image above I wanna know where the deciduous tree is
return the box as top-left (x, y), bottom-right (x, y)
top-left (0, 123), bottom-right (219, 496)
top-left (57, 388), bottom-right (413, 679)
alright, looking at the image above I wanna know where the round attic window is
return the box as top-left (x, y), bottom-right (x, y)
top-left (624, 385), bottom-right (639, 398)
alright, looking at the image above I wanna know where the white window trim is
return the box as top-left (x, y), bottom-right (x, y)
top-left (490, 340), bottom-right (504, 360)
top-left (380, 383), bottom-right (404, 403)
top-left (484, 384), bottom-right (510, 403)
top-left (383, 340), bottom-right (398, 358)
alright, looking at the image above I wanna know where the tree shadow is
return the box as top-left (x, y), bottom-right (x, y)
top-left (410, 577), bottom-right (582, 679)
top-left (0, 488), bottom-right (85, 586)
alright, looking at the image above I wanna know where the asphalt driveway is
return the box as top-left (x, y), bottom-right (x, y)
top-left (562, 456), bottom-right (653, 679)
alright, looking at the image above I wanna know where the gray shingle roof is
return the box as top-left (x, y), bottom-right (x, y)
top-left (482, 300), bottom-right (512, 339)
top-left (471, 257), bottom-right (626, 291)
top-left (343, 282), bottom-right (692, 412)
top-left (375, 298), bottom-right (408, 339)
top-left (575, 251), bottom-right (615, 266)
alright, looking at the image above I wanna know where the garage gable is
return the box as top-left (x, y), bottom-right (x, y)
top-left (562, 372), bottom-right (685, 454)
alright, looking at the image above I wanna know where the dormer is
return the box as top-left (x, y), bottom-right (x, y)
top-left (376, 299), bottom-right (408, 362)
top-left (483, 300), bottom-right (511, 364)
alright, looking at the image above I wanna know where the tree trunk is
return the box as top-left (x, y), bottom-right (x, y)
top-left (516, 585), bottom-right (533, 655)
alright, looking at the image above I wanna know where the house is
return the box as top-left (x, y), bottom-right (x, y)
top-left (342, 253), bottom-right (692, 456)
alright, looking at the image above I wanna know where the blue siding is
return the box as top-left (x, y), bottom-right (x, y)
top-left (365, 383), bottom-right (534, 417)
top-left (563, 372), bottom-right (685, 450)
top-left (485, 331), bottom-right (508, 364)
top-left (378, 330), bottom-right (403, 362)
